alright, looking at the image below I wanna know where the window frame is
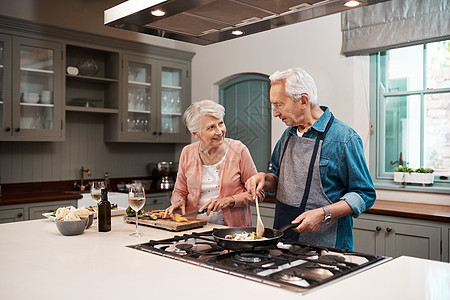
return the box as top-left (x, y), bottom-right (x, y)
top-left (369, 46), bottom-right (450, 194)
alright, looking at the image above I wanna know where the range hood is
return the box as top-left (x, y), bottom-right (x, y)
top-left (105, 0), bottom-right (390, 45)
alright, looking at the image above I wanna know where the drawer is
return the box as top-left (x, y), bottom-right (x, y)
top-left (0, 208), bottom-right (25, 223)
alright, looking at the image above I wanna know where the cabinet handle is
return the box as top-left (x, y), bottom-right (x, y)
top-left (5, 127), bottom-right (11, 132)
top-left (153, 131), bottom-right (157, 135)
top-left (158, 132), bottom-right (162, 135)
top-left (153, 199), bottom-right (157, 204)
top-left (386, 226), bottom-right (392, 232)
top-left (15, 128), bottom-right (20, 132)
top-left (376, 226), bottom-right (381, 231)
top-left (17, 213), bottom-right (23, 218)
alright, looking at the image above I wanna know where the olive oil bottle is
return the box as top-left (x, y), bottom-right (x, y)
top-left (98, 188), bottom-right (111, 232)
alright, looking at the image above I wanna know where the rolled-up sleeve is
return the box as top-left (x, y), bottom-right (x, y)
top-left (340, 134), bottom-right (376, 217)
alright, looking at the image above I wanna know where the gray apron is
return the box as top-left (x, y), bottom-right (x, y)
top-left (273, 115), bottom-right (338, 247)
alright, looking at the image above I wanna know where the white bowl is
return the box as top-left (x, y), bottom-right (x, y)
top-left (22, 92), bottom-right (40, 103)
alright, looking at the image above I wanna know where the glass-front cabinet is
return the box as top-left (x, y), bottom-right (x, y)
top-left (0, 35), bottom-right (62, 141)
top-left (106, 54), bottom-right (190, 142)
top-left (0, 33), bottom-right (12, 139)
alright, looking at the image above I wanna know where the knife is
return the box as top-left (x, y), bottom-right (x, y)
top-left (181, 208), bottom-right (207, 218)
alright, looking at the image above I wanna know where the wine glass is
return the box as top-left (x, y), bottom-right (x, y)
top-left (128, 183), bottom-right (146, 237)
top-left (90, 181), bottom-right (105, 226)
top-left (90, 181), bottom-right (105, 205)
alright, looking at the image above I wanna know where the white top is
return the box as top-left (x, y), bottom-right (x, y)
top-left (1, 218), bottom-right (449, 300)
top-left (197, 153), bottom-right (227, 225)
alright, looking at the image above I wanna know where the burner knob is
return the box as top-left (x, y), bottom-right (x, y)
top-left (386, 226), bottom-right (392, 232)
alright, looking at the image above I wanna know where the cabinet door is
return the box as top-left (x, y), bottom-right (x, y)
top-left (12, 37), bottom-right (63, 141)
top-left (251, 202), bottom-right (275, 228)
top-left (352, 218), bottom-right (385, 256)
top-left (120, 54), bottom-right (157, 141)
top-left (28, 200), bottom-right (77, 220)
top-left (157, 61), bottom-right (190, 142)
top-left (385, 222), bottom-right (441, 261)
top-left (0, 208), bottom-right (24, 223)
top-left (0, 33), bottom-right (12, 139)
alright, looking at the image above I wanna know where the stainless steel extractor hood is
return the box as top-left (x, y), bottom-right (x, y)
top-left (105, 0), bottom-right (390, 45)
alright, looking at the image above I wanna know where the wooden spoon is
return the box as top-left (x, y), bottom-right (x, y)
top-left (255, 196), bottom-right (265, 237)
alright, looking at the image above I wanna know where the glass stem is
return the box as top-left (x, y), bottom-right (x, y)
top-left (135, 213), bottom-right (138, 234)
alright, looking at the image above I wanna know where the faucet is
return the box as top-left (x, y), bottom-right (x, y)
top-left (74, 166), bottom-right (91, 191)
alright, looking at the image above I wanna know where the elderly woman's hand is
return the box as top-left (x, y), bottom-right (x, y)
top-left (199, 197), bottom-right (235, 216)
top-left (164, 199), bottom-right (186, 218)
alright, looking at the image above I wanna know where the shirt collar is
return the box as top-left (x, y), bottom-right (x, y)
top-left (288, 106), bottom-right (331, 136)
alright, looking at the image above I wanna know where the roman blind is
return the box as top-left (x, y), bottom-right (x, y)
top-left (341, 0), bottom-right (450, 56)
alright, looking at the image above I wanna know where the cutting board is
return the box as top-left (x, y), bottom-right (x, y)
top-left (123, 216), bottom-right (207, 231)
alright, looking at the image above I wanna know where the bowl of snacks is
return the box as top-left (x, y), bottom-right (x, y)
top-left (55, 206), bottom-right (91, 236)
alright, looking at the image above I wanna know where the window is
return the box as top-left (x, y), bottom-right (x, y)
top-left (370, 40), bottom-right (450, 191)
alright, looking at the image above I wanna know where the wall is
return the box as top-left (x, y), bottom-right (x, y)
top-left (0, 0), bottom-right (448, 205)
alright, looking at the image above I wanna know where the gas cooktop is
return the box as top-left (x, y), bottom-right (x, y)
top-left (128, 230), bottom-right (390, 294)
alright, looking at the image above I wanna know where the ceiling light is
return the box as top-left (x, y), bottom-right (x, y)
top-left (344, 1), bottom-right (361, 7)
top-left (231, 30), bottom-right (244, 36)
top-left (151, 9), bottom-right (166, 17)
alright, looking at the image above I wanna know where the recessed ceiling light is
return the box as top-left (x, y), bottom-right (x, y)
top-left (151, 9), bottom-right (166, 17)
top-left (344, 1), bottom-right (361, 7)
top-left (231, 30), bottom-right (244, 36)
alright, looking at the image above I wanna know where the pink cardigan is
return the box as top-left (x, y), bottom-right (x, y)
top-left (171, 138), bottom-right (259, 227)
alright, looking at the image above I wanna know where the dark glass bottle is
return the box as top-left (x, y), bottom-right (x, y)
top-left (98, 188), bottom-right (111, 232)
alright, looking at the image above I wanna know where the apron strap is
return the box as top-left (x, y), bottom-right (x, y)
top-left (298, 114), bottom-right (335, 212)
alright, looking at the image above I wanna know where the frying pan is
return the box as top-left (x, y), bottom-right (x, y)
top-left (212, 224), bottom-right (296, 251)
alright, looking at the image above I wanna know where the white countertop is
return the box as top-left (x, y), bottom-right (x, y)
top-left (1, 217), bottom-right (449, 300)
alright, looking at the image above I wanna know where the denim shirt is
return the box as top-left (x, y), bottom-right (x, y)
top-left (269, 106), bottom-right (376, 250)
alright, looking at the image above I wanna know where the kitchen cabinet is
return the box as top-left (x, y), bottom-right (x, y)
top-left (143, 191), bottom-right (171, 211)
top-left (353, 213), bottom-right (443, 261)
top-left (104, 55), bottom-right (191, 143)
top-left (65, 44), bottom-right (119, 114)
top-left (251, 202), bottom-right (275, 228)
top-left (0, 34), bottom-right (63, 141)
top-left (0, 207), bottom-right (24, 223)
top-left (0, 199), bottom-right (77, 223)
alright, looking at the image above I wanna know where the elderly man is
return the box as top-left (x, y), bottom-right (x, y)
top-left (245, 67), bottom-right (375, 250)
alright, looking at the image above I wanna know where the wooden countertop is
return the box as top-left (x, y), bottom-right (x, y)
top-left (366, 199), bottom-right (450, 223)
top-left (264, 196), bottom-right (450, 223)
top-left (0, 191), bottom-right (83, 206)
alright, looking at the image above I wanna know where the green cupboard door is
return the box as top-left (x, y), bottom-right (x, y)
top-left (220, 74), bottom-right (271, 172)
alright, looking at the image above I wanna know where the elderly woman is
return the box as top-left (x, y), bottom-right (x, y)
top-left (164, 100), bottom-right (259, 227)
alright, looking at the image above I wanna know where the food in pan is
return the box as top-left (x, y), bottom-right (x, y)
top-left (224, 231), bottom-right (267, 240)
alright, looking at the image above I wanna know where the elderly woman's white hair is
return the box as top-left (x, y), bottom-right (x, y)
top-left (269, 67), bottom-right (318, 106)
top-left (183, 100), bottom-right (225, 134)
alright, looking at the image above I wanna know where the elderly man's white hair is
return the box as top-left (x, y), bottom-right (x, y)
top-left (183, 100), bottom-right (225, 134)
top-left (269, 67), bottom-right (318, 106)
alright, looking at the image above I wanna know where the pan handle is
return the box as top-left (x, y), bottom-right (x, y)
top-left (279, 223), bottom-right (298, 232)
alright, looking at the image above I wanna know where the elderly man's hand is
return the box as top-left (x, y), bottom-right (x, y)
top-left (245, 172), bottom-right (267, 201)
top-left (291, 208), bottom-right (325, 233)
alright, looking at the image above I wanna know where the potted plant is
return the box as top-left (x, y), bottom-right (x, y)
top-left (393, 166), bottom-right (435, 186)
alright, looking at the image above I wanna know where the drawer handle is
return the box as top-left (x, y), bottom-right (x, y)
top-left (386, 226), bottom-right (392, 232)
top-left (376, 226), bottom-right (381, 231)
top-left (17, 213), bottom-right (23, 218)
top-left (153, 199), bottom-right (157, 204)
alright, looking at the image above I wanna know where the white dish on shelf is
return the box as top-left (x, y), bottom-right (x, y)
top-left (22, 92), bottom-right (40, 103)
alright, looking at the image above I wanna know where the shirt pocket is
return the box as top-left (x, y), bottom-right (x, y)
top-left (319, 157), bottom-right (329, 180)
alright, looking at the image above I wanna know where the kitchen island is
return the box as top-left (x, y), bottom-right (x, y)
top-left (1, 217), bottom-right (449, 300)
